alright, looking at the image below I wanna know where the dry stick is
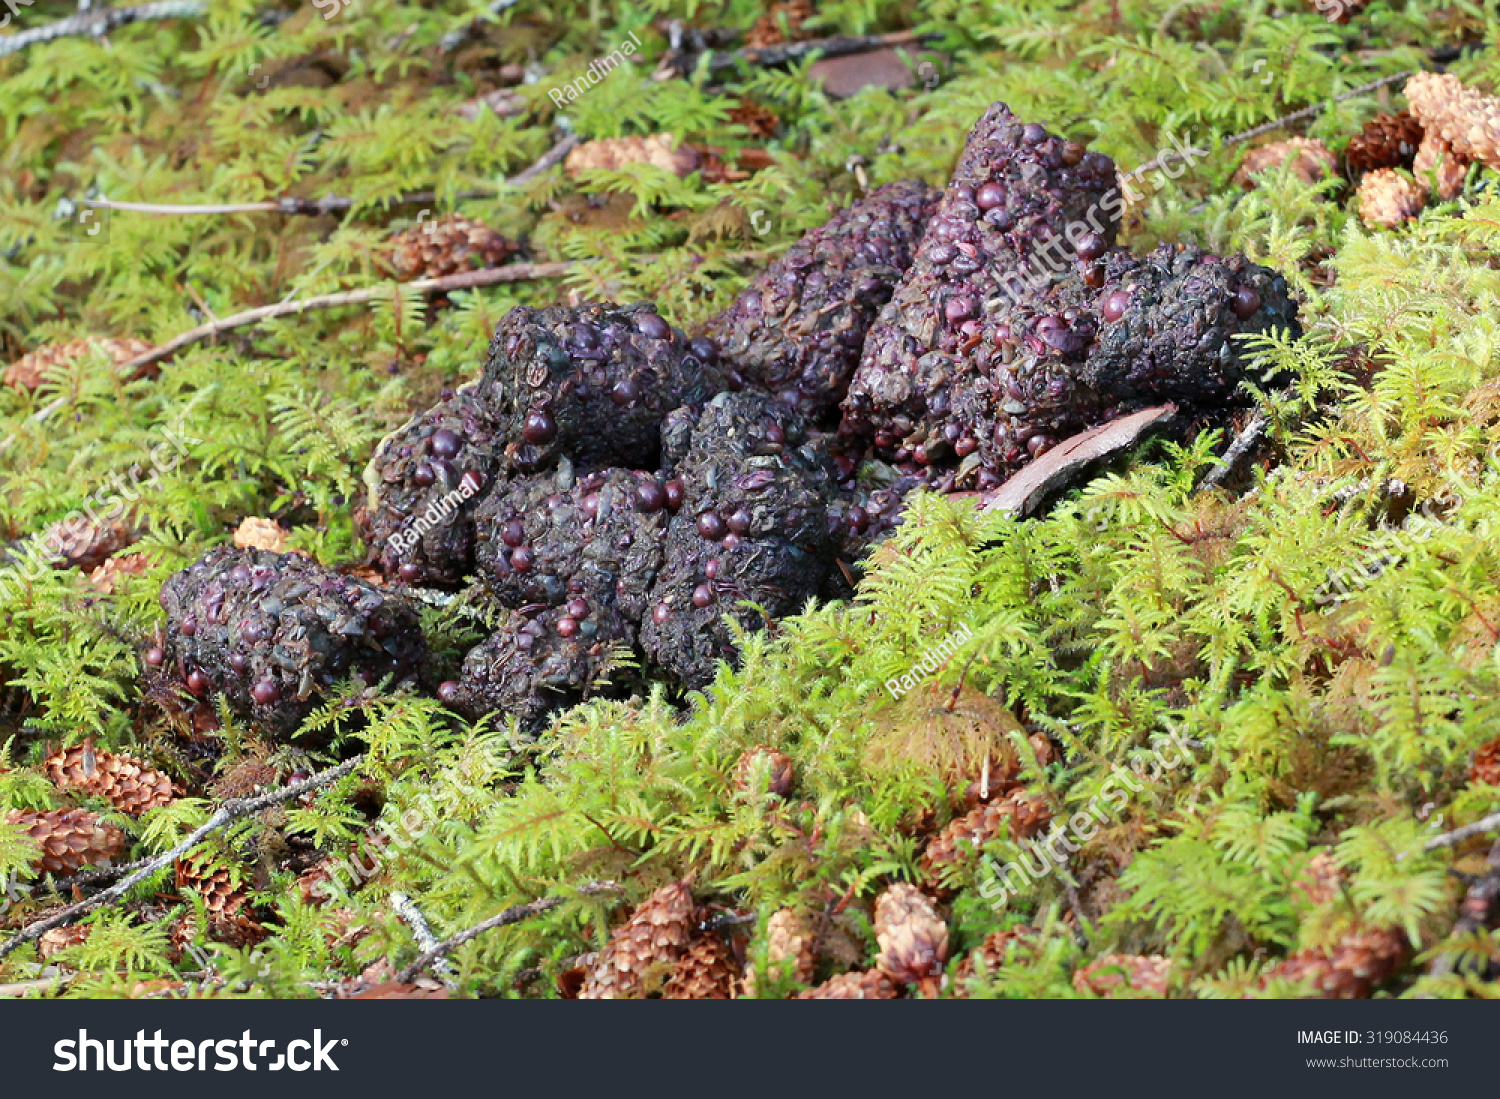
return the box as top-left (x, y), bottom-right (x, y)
top-left (0, 0), bottom-right (205, 59)
top-left (390, 891), bottom-right (458, 990)
top-left (0, 754), bottom-right (365, 962)
top-left (1196, 411), bottom-right (1268, 493)
top-left (113, 261), bottom-right (575, 379)
top-left (510, 133), bottom-right (581, 186)
top-left (394, 881), bottom-right (621, 985)
top-left (690, 29), bottom-right (935, 77)
top-left (1425, 809), bottom-right (1500, 851)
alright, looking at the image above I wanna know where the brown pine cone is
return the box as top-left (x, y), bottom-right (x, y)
top-left (1357, 168), bottom-right (1425, 229)
top-left (38, 924), bottom-right (91, 960)
top-left (873, 883), bottom-right (949, 987)
top-left (578, 881), bottom-right (695, 999)
top-left (384, 213), bottom-right (513, 281)
top-left (564, 134), bottom-right (702, 179)
top-left (951, 926), bottom-right (1039, 995)
top-left (1344, 112), bottom-right (1423, 176)
top-left (1405, 72), bottom-right (1500, 171)
top-left (1413, 131), bottom-right (1469, 201)
top-left (83, 553), bottom-right (153, 595)
top-left (175, 850), bottom-right (269, 947)
top-left (746, 0), bottom-right (813, 48)
top-left (1233, 138), bottom-right (1338, 189)
top-left (3, 337), bottom-right (154, 393)
top-left (1293, 850), bottom-right (1345, 907)
top-left (795, 968), bottom-right (898, 999)
top-left (1470, 736), bottom-right (1500, 786)
top-left (1258, 927), bottom-right (1407, 998)
top-left (7, 808), bottom-right (127, 876)
top-left (733, 747), bottom-right (794, 798)
top-left (1073, 953), bottom-right (1174, 997)
top-left (663, 934), bottom-right (738, 999)
top-left (743, 906), bottom-right (818, 996)
top-left (728, 99), bottom-right (779, 139)
top-left (920, 802), bottom-right (1014, 894)
top-left (44, 741), bottom-right (177, 817)
top-left (44, 514), bottom-right (133, 572)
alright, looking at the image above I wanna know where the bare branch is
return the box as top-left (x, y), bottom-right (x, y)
top-left (391, 892), bottom-right (457, 990)
top-left (1426, 809), bottom-right (1500, 851)
top-left (0, 755), bottom-right (365, 961)
top-left (0, 0), bottom-right (206, 59)
top-left (394, 881), bottom-right (621, 984)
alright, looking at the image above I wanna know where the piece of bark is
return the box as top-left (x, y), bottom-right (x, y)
top-left (809, 48), bottom-right (914, 97)
top-left (979, 404), bottom-right (1178, 518)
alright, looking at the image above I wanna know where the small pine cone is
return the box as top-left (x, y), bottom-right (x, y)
top-left (733, 747), bottom-right (794, 797)
top-left (746, 0), bottom-right (814, 48)
top-left (1234, 138), bottom-right (1338, 189)
top-left (44, 740), bottom-right (177, 817)
top-left (795, 968), bottom-right (898, 999)
top-left (578, 881), bottom-right (696, 999)
top-left (664, 934), bottom-right (738, 999)
top-left (564, 134), bottom-right (702, 179)
top-left (1344, 112), bottom-right (1424, 176)
top-left (1357, 168), bottom-right (1425, 229)
top-left (175, 850), bottom-right (267, 946)
top-left (1405, 72), bottom-right (1500, 171)
top-left (84, 553), bottom-right (153, 595)
top-left (232, 517), bottom-right (289, 554)
top-left (44, 514), bottom-right (132, 572)
top-left (38, 924), bottom-right (91, 960)
top-left (951, 926), bottom-right (1039, 994)
top-left (873, 883), bottom-right (949, 987)
top-left (3, 337), bottom-right (154, 393)
top-left (1470, 736), bottom-right (1500, 786)
top-left (1073, 953), bottom-right (1174, 997)
top-left (384, 213), bottom-right (513, 281)
top-left (1413, 131), bottom-right (1469, 201)
top-left (1005, 789), bottom-right (1053, 839)
top-left (920, 802), bottom-right (1013, 893)
top-left (6, 808), bottom-right (127, 876)
top-left (1259, 927), bottom-right (1407, 998)
top-left (1293, 850), bottom-right (1344, 907)
top-left (728, 99), bottom-right (779, 139)
top-left (745, 906), bottom-right (818, 995)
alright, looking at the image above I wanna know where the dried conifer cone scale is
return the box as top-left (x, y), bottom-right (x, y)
top-left (7, 808), bottom-right (127, 876)
top-left (44, 742), bottom-right (176, 816)
top-left (579, 882), bottom-right (696, 999)
top-left (1343, 111), bottom-right (1423, 176)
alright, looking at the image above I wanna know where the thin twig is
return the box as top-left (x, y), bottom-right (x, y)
top-left (85, 189), bottom-right (493, 218)
top-left (673, 29), bottom-right (935, 78)
top-left (0, 0), bottom-right (205, 59)
top-left (0, 974), bottom-right (73, 997)
top-left (1196, 412), bottom-right (1268, 493)
top-left (391, 892), bottom-right (457, 990)
top-left (1426, 809), bottom-right (1500, 851)
top-left (394, 881), bottom-right (621, 984)
top-left (0, 755), bottom-right (364, 961)
top-left (509, 133), bottom-right (581, 186)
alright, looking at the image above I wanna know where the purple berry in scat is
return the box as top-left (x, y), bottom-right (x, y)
top-left (240, 617), bottom-right (268, 643)
top-left (634, 312), bottom-right (670, 339)
top-left (251, 680), bottom-right (281, 705)
top-left (510, 546), bottom-right (534, 572)
top-left (765, 423), bottom-right (784, 444)
top-left (516, 632), bottom-right (534, 652)
top-left (692, 585), bottom-right (715, 609)
top-left (727, 509), bottom-right (752, 534)
top-left (652, 602), bottom-right (671, 625)
top-left (635, 481), bottom-right (666, 513)
top-left (664, 480), bottom-right (685, 511)
top-left (1022, 123), bottom-right (1046, 143)
top-left (847, 506), bottom-right (869, 532)
top-left (1233, 286), bottom-right (1261, 319)
top-left (580, 493), bottom-right (599, 521)
top-left (1102, 290), bottom-right (1131, 323)
top-left (697, 511), bottom-right (727, 540)
top-left (437, 681), bottom-right (461, 704)
top-left (228, 652), bottom-right (248, 673)
top-left (398, 563), bottom-right (423, 584)
top-left (945, 295), bottom-right (976, 322)
top-left (688, 337), bottom-right (716, 361)
top-left (556, 617), bottom-right (579, 638)
top-left (229, 565), bottom-right (250, 586)
top-left (955, 437), bottom-right (977, 457)
top-left (1076, 232), bottom-right (1106, 261)
top-left (976, 182), bottom-right (1007, 210)
top-left (566, 597), bottom-right (589, 619)
top-left (704, 558), bottom-right (721, 580)
top-left (144, 647), bottom-right (166, 667)
top-left (414, 464), bottom-right (436, 488)
top-left (502, 519), bottom-right (525, 548)
top-left (523, 411), bottom-right (557, 445)
top-left (429, 428), bottom-right (462, 458)
top-left (611, 377), bottom-right (641, 406)
top-left (571, 323), bottom-right (599, 349)
top-left (722, 532), bottom-right (743, 551)
top-left (186, 670), bottom-right (209, 697)
top-left (459, 470), bottom-right (484, 496)
top-left (777, 388), bottom-right (803, 408)
top-left (180, 616), bottom-right (197, 637)
top-left (726, 369), bottom-right (745, 392)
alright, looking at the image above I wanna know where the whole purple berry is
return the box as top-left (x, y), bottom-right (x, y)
top-left (635, 481), bottom-right (666, 513)
top-left (652, 602), bottom-right (671, 625)
top-left (144, 647), bottom-right (166, 667)
top-left (1102, 290), bottom-right (1131, 323)
top-left (664, 480), bottom-right (686, 511)
top-left (692, 584), bottom-right (715, 609)
top-left (180, 616), bottom-right (197, 638)
top-left (634, 312), bottom-right (670, 339)
top-left (1232, 286), bottom-right (1261, 320)
top-left (1075, 232), bottom-right (1107, 261)
top-left (523, 411), bottom-right (557, 445)
top-left (186, 670), bottom-right (210, 697)
top-left (398, 563), bottom-right (423, 584)
top-left (944, 295), bottom-right (976, 322)
top-left (251, 679), bottom-right (281, 705)
top-left (697, 511), bottom-right (727, 540)
top-left (502, 519), bottom-right (525, 548)
top-left (459, 470), bottom-right (484, 496)
top-left (612, 378), bottom-right (641, 406)
top-left (429, 428), bottom-right (462, 458)
top-left (510, 546), bottom-right (534, 572)
top-left (727, 509), bottom-right (752, 534)
top-left (556, 616), bottom-right (579, 638)
top-left (413, 464), bottom-right (436, 488)
top-left (976, 182), bottom-right (1007, 211)
top-left (704, 558), bottom-right (721, 580)
top-left (228, 652), bottom-right (248, 673)
top-left (437, 681), bottom-right (461, 704)
top-left (566, 596), bottom-right (589, 619)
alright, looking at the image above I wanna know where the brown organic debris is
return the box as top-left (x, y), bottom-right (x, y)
top-left (7, 808), bottom-right (127, 877)
top-left (1073, 953), bottom-right (1174, 997)
top-left (37, 924), bottom-right (91, 960)
top-left (1413, 131), bottom-right (1468, 201)
top-left (578, 881), bottom-right (695, 999)
top-left (3, 337), bottom-right (154, 393)
top-left (232, 517), bottom-right (289, 554)
top-left (1471, 736), bottom-right (1500, 787)
top-left (951, 926), bottom-right (1039, 994)
top-left (384, 213), bottom-right (514, 282)
top-left (795, 968), bottom-right (898, 999)
top-left (663, 933), bottom-right (738, 999)
top-left (1233, 137), bottom-right (1337, 188)
top-left (1343, 111), bottom-right (1423, 176)
top-left (873, 882), bottom-right (949, 988)
top-left (1356, 168), bottom-right (1425, 229)
top-left (564, 134), bottom-right (702, 179)
top-left (1257, 927), bottom-right (1407, 998)
top-left (864, 685), bottom-right (1023, 789)
top-left (175, 850), bottom-right (269, 947)
top-left (746, 0), bottom-right (814, 49)
top-left (1404, 72), bottom-right (1500, 171)
top-left (84, 553), bottom-right (153, 594)
top-left (44, 740), bottom-right (177, 817)
top-left (733, 746), bottom-right (795, 798)
top-left (44, 515), bottom-right (132, 573)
